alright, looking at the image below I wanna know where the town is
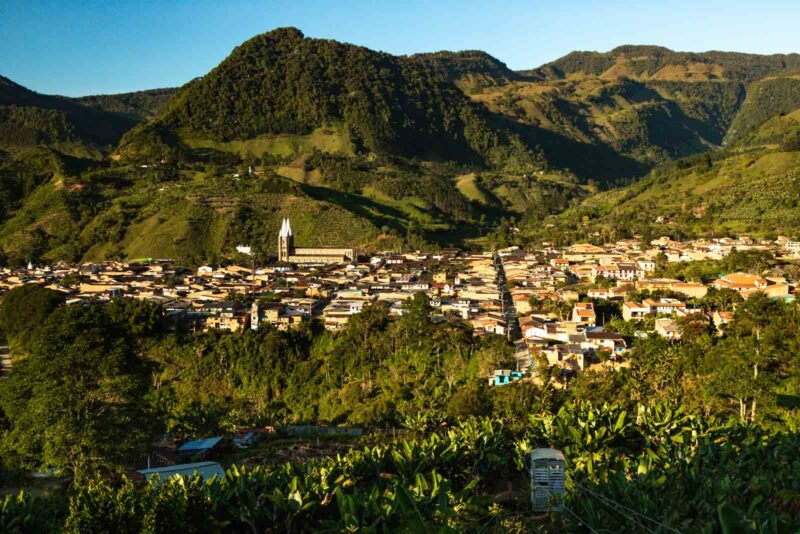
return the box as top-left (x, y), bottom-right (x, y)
top-left (2, 221), bottom-right (797, 387)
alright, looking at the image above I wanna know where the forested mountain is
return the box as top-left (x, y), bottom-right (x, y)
top-left (460, 46), bottom-right (800, 172)
top-left (407, 50), bottom-right (525, 91)
top-left (0, 75), bottom-right (138, 158)
top-left (72, 87), bottom-right (177, 120)
top-left (118, 28), bottom-right (538, 169)
top-left (1, 31), bottom-right (800, 265)
top-left (524, 45), bottom-right (800, 82)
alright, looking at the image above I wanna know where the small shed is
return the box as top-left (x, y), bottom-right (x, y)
top-left (530, 448), bottom-right (565, 512)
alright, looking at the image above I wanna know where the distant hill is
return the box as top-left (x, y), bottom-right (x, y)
top-left (73, 88), bottom-right (177, 121)
top-left (457, 46), bottom-right (800, 172)
top-left (407, 50), bottom-right (525, 91)
top-left (0, 75), bottom-right (138, 158)
top-left (523, 45), bottom-right (800, 83)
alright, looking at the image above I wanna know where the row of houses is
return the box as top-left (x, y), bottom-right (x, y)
top-left (494, 235), bottom-right (799, 383)
top-left (0, 250), bottom-right (509, 338)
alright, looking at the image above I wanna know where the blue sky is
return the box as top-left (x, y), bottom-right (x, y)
top-left (1, 0), bottom-right (798, 97)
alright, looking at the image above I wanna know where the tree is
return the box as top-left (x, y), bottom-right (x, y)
top-left (470, 335), bottom-right (514, 379)
top-left (0, 305), bottom-right (152, 479)
top-left (676, 313), bottom-right (713, 345)
top-left (705, 337), bottom-right (775, 422)
top-left (446, 383), bottom-right (490, 417)
top-left (106, 297), bottom-right (163, 337)
top-left (0, 284), bottom-right (64, 351)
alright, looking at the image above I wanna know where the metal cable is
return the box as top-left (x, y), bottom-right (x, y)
top-left (572, 481), bottom-right (682, 533)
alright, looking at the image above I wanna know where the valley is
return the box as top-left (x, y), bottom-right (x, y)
top-left (2, 21), bottom-right (800, 533)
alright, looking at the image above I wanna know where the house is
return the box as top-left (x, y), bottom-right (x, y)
top-left (713, 273), bottom-right (768, 296)
top-left (642, 298), bottom-right (687, 316)
top-left (585, 331), bottom-right (627, 354)
top-left (470, 313), bottom-right (507, 336)
top-left (571, 302), bottom-right (596, 326)
top-left (636, 278), bottom-right (708, 298)
top-left (538, 344), bottom-right (586, 372)
top-left (623, 298), bottom-right (688, 320)
top-left (670, 282), bottom-right (708, 299)
top-left (622, 301), bottom-right (650, 321)
top-left (587, 288), bottom-right (609, 300)
top-left (655, 318), bottom-right (681, 340)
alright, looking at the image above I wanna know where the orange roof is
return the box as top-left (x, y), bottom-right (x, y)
top-left (718, 272), bottom-right (766, 286)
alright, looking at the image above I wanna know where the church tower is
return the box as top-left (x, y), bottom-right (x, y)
top-left (278, 217), bottom-right (294, 262)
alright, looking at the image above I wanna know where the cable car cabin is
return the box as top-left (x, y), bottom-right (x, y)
top-left (530, 448), bottom-right (565, 512)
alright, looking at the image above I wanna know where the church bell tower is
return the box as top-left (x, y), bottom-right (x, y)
top-left (278, 217), bottom-right (294, 262)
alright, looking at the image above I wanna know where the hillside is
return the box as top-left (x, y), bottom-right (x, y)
top-left (0, 142), bottom-right (594, 265)
top-left (524, 45), bottom-right (800, 83)
top-left (0, 155), bottom-right (395, 265)
top-left (73, 87), bottom-right (177, 120)
top-left (2, 34), bottom-right (800, 263)
top-left (407, 50), bottom-right (525, 92)
top-left (456, 48), bottom-right (800, 170)
top-left (528, 145), bottom-right (800, 243)
top-left (0, 75), bottom-right (138, 158)
top-left (118, 28), bottom-right (538, 171)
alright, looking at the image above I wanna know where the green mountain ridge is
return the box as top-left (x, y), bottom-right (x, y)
top-left (0, 75), bottom-right (138, 158)
top-left (118, 28), bottom-right (538, 171)
top-left (1, 31), bottom-right (800, 264)
top-left (529, 145), bottom-right (800, 243)
top-left (525, 45), bottom-right (800, 82)
top-left (72, 87), bottom-right (178, 120)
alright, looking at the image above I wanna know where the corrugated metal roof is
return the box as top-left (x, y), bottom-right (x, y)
top-left (177, 436), bottom-right (223, 452)
top-left (137, 461), bottom-right (225, 481)
top-left (530, 448), bottom-right (565, 461)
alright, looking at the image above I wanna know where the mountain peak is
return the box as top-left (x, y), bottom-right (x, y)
top-left (609, 44), bottom-right (674, 56)
top-left (259, 26), bottom-right (305, 42)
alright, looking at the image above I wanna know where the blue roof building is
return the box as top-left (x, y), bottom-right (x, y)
top-left (490, 370), bottom-right (524, 386)
top-left (177, 436), bottom-right (223, 457)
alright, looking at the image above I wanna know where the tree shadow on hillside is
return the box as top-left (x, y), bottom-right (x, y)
top-left (299, 183), bottom-right (409, 232)
top-left (497, 114), bottom-right (651, 185)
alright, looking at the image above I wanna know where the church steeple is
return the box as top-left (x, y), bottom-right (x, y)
top-left (278, 217), bottom-right (294, 261)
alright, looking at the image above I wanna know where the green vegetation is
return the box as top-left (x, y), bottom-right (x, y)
top-left (527, 45), bottom-right (800, 83)
top-left (407, 49), bottom-right (524, 92)
top-left (72, 88), bottom-right (177, 121)
top-left (0, 285), bottom-right (64, 352)
top-left (0, 75), bottom-right (137, 156)
top-left (528, 147), bottom-right (800, 243)
top-left (0, 304), bottom-right (152, 480)
top-left (725, 76), bottom-right (800, 145)
top-left (119, 28), bottom-right (537, 171)
top-left (3, 407), bottom-right (798, 533)
top-left (3, 31), bottom-right (800, 264)
top-left (0, 273), bottom-right (798, 530)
